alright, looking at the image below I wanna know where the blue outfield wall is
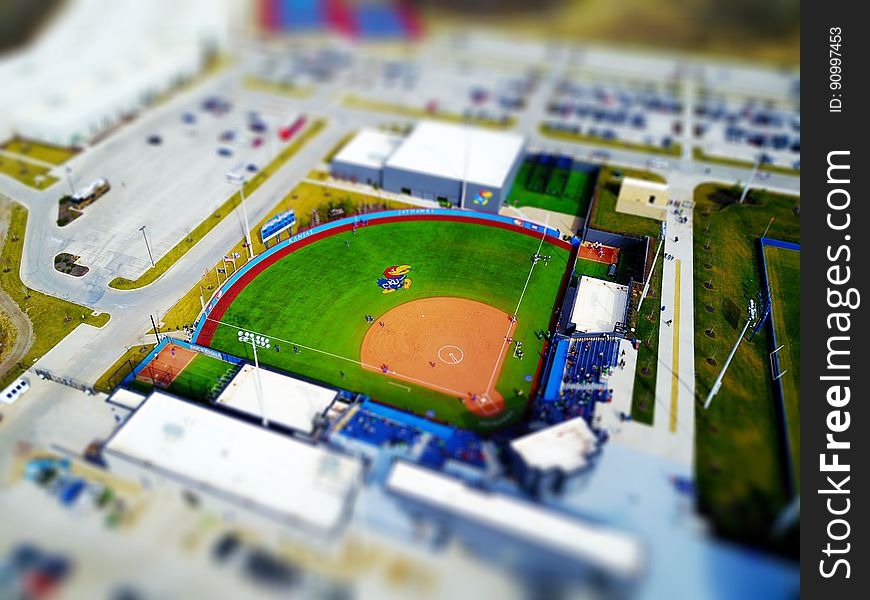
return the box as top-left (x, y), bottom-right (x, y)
top-left (757, 236), bottom-right (800, 498)
top-left (192, 208), bottom-right (564, 342)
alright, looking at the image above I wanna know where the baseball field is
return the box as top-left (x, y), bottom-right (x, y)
top-left (195, 216), bottom-right (572, 431)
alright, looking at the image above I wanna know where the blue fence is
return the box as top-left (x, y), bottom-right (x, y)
top-left (758, 237), bottom-right (800, 498)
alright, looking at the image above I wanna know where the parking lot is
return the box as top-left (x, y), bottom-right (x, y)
top-left (54, 85), bottom-right (304, 281)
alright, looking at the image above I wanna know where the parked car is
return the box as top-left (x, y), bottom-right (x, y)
top-left (217, 146), bottom-right (233, 157)
top-left (146, 135), bottom-right (161, 145)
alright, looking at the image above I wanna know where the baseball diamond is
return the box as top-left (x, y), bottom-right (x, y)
top-left (194, 212), bottom-right (572, 431)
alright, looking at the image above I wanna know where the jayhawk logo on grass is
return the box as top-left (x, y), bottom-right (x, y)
top-left (377, 264), bottom-right (412, 294)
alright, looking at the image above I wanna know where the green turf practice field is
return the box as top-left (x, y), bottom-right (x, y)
top-left (763, 244), bottom-right (801, 485)
top-left (508, 159), bottom-right (596, 217)
top-left (206, 220), bottom-right (570, 431)
top-left (131, 352), bottom-right (238, 401)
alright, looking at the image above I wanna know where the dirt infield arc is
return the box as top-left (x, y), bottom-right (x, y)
top-left (361, 297), bottom-right (513, 416)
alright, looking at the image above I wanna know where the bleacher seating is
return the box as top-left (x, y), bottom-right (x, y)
top-left (532, 387), bottom-right (612, 425)
top-left (336, 403), bottom-right (486, 469)
top-left (562, 335), bottom-right (621, 385)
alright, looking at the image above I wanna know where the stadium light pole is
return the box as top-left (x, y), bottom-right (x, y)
top-left (248, 336), bottom-right (269, 427)
top-left (638, 220), bottom-right (666, 316)
top-left (139, 225), bottom-right (155, 267)
top-left (228, 172), bottom-right (254, 260)
top-left (704, 299), bottom-right (757, 410)
top-left (739, 153), bottom-right (764, 204)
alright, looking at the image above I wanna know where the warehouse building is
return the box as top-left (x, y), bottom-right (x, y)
top-left (330, 128), bottom-right (403, 186)
top-left (102, 391), bottom-right (362, 538)
top-left (329, 120), bottom-right (526, 214)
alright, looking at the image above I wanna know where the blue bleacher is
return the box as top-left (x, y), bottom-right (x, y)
top-left (336, 400), bottom-right (486, 469)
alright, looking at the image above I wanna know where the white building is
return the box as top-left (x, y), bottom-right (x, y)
top-left (330, 128), bottom-right (403, 187)
top-left (103, 391), bottom-right (362, 537)
top-left (330, 120), bottom-right (526, 213)
top-left (0, 0), bottom-right (234, 146)
top-left (213, 364), bottom-right (337, 435)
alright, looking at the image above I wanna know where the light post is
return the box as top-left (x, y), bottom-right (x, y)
top-left (242, 332), bottom-right (269, 427)
top-left (638, 221), bottom-right (666, 316)
top-left (228, 171), bottom-right (253, 260)
top-left (739, 153), bottom-right (764, 204)
top-left (139, 225), bottom-right (155, 267)
top-left (704, 299), bottom-right (757, 409)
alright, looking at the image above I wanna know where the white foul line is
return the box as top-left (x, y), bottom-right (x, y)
top-left (484, 217), bottom-right (550, 394)
top-left (205, 317), bottom-right (470, 398)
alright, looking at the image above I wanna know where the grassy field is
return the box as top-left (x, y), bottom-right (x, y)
top-left (1, 138), bottom-right (78, 165)
top-left (108, 119), bottom-right (326, 290)
top-left (507, 159), bottom-right (596, 217)
top-left (630, 252), bottom-right (664, 424)
top-left (205, 220), bottom-right (569, 431)
top-left (94, 344), bottom-right (156, 394)
top-left (243, 75), bottom-right (315, 99)
top-left (693, 183), bottom-right (799, 552)
top-left (0, 310), bottom-right (17, 366)
top-left (157, 182), bottom-right (417, 333)
top-left (539, 123), bottom-right (682, 157)
top-left (343, 94), bottom-right (516, 130)
top-left (693, 147), bottom-right (800, 177)
top-left (762, 244), bottom-right (801, 485)
top-left (588, 166), bottom-right (665, 239)
top-left (0, 204), bottom-right (110, 388)
top-left (574, 258), bottom-right (610, 280)
top-left (0, 155), bottom-right (57, 189)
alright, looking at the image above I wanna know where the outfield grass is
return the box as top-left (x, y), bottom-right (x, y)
top-left (539, 123), bottom-right (682, 157)
top-left (692, 147), bottom-right (800, 177)
top-left (507, 160), bottom-right (596, 217)
top-left (693, 183), bottom-right (799, 551)
top-left (0, 204), bottom-right (110, 388)
top-left (763, 244), bottom-right (801, 485)
top-left (1, 138), bottom-right (78, 166)
top-left (630, 252), bottom-right (663, 424)
top-left (0, 155), bottom-right (58, 189)
top-left (108, 119), bottom-right (326, 290)
top-left (158, 183), bottom-right (417, 333)
top-left (588, 166), bottom-right (665, 239)
top-left (343, 94), bottom-right (516, 130)
top-left (94, 344), bottom-right (155, 394)
top-left (207, 220), bottom-right (569, 431)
